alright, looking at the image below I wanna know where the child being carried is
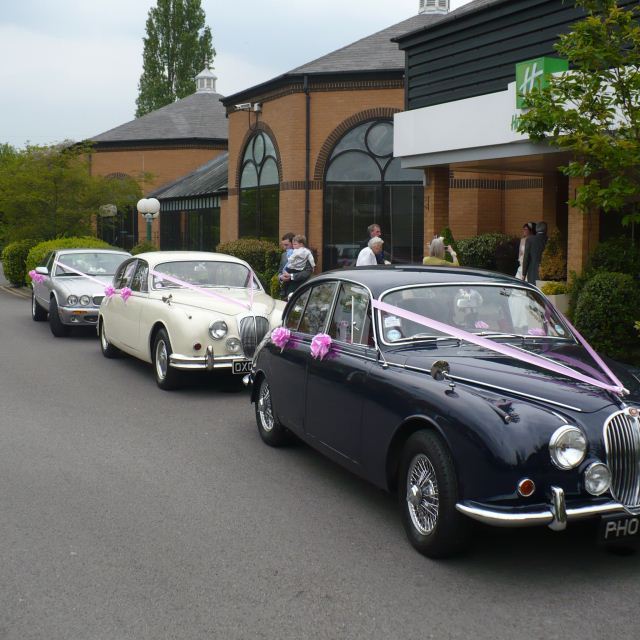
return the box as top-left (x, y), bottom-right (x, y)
top-left (284, 234), bottom-right (315, 277)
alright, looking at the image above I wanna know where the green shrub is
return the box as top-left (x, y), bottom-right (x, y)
top-left (440, 227), bottom-right (459, 264)
top-left (217, 238), bottom-right (281, 290)
top-left (588, 237), bottom-right (640, 275)
top-left (1, 238), bottom-right (38, 286)
top-left (25, 236), bottom-right (115, 278)
top-left (574, 271), bottom-right (640, 361)
top-left (456, 233), bottom-right (518, 274)
top-left (270, 272), bottom-right (282, 299)
top-left (131, 242), bottom-right (158, 255)
top-left (541, 281), bottom-right (567, 295)
top-left (539, 229), bottom-right (566, 281)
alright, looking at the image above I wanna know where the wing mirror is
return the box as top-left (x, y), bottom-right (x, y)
top-left (431, 360), bottom-right (450, 381)
top-left (35, 266), bottom-right (49, 276)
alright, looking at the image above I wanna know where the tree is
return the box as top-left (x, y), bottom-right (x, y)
top-left (0, 142), bottom-right (142, 244)
top-left (517, 0), bottom-right (640, 224)
top-left (135, 0), bottom-right (215, 118)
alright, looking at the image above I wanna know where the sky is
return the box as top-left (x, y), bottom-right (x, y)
top-left (0, 0), bottom-right (473, 148)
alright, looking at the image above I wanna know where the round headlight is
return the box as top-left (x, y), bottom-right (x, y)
top-left (584, 462), bottom-right (611, 496)
top-left (67, 295), bottom-right (78, 306)
top-left (80, 295), bottom-right (91, 306)
top-left (226, 337), bottom-right (241, 353)
top-left (549, 426), bottom-right (587, 470)
top-left (208, 320), bottom-right (228, 340)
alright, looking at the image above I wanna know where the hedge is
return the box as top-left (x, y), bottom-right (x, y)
top-left (217, 238), bottom-right (281, 290)
top-left (574, 271), bottom-right (640, 361)
top-left (130, 242), bottom-right (158, 255)
top-left (1, 239), bottom-right (39, 286)
top-left (25, 237), bottom-right (115, 281)
top-left (456, 233), bottom-right (519, 275)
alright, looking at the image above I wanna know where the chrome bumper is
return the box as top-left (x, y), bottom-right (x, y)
top-left (169, 347), bottom-right (246, 372)
top-left (456, 487), bottom-right (627, 531)
top-left (59, 306), bottom-right (99, 325)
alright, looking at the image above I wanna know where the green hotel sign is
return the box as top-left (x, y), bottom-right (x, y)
top-left (515, 57), bottom-right (568, 108)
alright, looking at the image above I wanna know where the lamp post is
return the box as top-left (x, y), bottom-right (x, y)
top-left (137, 198), bottom-right (161, 243)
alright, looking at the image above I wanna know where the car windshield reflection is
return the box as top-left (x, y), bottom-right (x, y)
top-left (55, 252), bottom-right (127, 276)
top-left (380, 284), bottom-right (574, 345)
top-left (152, 261), bottom-right (259, 290)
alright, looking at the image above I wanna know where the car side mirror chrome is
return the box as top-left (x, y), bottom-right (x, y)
top-left (35, 266), bottom-right (49, 276)
top-left (431, 360), bottom-right (450, 381)
top-left (161, 294), bottom-right (173, 305)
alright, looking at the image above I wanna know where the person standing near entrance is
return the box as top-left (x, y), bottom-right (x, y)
top-left (522, 221), bottom-right (548, 284)
top-left (515, 222), bottom-right (536, 279)
top-left (356, 237), bottom-right (384, 266)
top-left (361, 224), bottom-right (385, 264)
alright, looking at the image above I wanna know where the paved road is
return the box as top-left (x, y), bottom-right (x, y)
top-left (1, 286), bottom-right (639, 640)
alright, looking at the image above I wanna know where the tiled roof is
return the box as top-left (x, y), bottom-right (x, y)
top-left (150, 152), bottom-right (228, 199)
top-left (90, 91), bottom-right (228, 144)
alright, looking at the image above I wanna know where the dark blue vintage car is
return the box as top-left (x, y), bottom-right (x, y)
top-left (247, 266), bottom-right (640, 557)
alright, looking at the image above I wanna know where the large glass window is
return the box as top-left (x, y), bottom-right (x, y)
top-left (160, 197), bottom-right (220, 252)
top-left (323, 120), bottom-right (424, 270)
top-left (239, 132), bottom-right (279, 241)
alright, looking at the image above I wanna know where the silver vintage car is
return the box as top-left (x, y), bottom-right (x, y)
top-left (31, 248), bottom-right (131, 336)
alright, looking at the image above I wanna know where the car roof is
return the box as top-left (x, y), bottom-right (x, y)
top-left (56, 248), bottom-right (130, 255)
top-left (133, 251), bottom-right (247, 267)
top-left (312, 265), bottom-right (537, 298)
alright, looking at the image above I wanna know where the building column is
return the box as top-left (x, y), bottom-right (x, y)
top-left (424, 167), bottom-right (450, 254)
top-left (567, 177), bottom-right (599, 275)
top-left (541, 172), bottom-right (558, 230)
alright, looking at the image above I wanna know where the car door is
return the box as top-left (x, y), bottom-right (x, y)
top-left (267, 283), bottom-right (337, 433)
top-left (103, 259), bottom-right (137, 348)
top-left (122, 259), bottom-right (149, 353)
top-left (33, 252), bottom-right (55, 310)
top-left (304, 282), bottom-right (373, 463)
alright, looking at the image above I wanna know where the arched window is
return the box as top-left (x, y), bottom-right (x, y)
top-left (323, 120), bottom-right (424, 270)
top-left (239, 131), bottom-right (279, 240)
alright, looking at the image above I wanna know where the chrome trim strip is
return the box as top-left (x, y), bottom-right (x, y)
top-left (456, 499), bottom-right (626, 528)
top-left (169, 353), bottom-right (245, 371)
top-left (383, 360), bottom-right (583, 412)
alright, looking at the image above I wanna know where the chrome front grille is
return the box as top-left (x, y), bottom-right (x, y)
top-left (604, 409), bottom-right (640, 514)
top-left (239, 315), bottom-right (269, 358)
top-left (93, 295), bottom-right (104, 306)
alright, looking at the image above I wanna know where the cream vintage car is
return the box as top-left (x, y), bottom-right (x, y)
top-left (98, 251), bottom-right (285, 389)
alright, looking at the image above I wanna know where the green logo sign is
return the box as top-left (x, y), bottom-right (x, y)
top-left (515, 57), bottom-right (568, 108)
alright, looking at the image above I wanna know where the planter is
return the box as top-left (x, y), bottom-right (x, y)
top-left (546, 293), bottom-right (569, 315)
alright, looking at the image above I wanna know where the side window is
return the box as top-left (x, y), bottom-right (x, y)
top-left (131, 261), bottom-right (149, 293)
top-left (298, 283), bottom-right (338, 335)
top-left (328, 283), bottom-right (370, 345)
top-left (114, 260), bottom-right (137, 289)
top-left (285, 289), bottom-right (310, 330)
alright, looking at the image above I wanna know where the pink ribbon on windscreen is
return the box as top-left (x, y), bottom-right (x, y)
top-left (148, 268), bottom-right (257, 311)
top-left (371, 298), bottom-right (627, 396)
top-left (55, 261), bottom-right (132, 301)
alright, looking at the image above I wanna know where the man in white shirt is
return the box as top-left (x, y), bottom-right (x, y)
top-left (356, 237), bottom-right (384, 266)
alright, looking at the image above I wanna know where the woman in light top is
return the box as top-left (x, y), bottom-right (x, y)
top-left (423, 237), bottom-right (459, 266)
top-left (516, 222), bottom-right (535, 279)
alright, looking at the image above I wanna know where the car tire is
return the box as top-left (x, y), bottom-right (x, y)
top-left (99, 320), bottom-right (120, 358)
top-left (48, 297), bottom-right (70, 337)
top-left (255, 376), bottom-right (291, 447)
top-left (31, 291), bottom-right (47, 321)
top-left (153, 328), bottom-right (181, 390)
top-left (399, 430), bottom-right (470, 558)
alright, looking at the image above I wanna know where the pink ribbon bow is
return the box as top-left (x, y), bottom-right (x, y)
top-left (120, 287), bottom-right (132, 302)
top-left (28, 269), bottom-right (46, 284)
top-left (310, 333), bottom-right (332, 360)
top-left (475, 321), bottom-right (489, 329)
top-left (271, 327), bottom-right (291, 351)
top-left (104, 285), bottom-right (116, 298)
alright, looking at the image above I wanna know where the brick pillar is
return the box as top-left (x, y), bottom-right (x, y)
top-left (424, 167), bottom-right (450, 254)
top-left (541, 172), bottom-right (558, 231)
top-left (567, 177), bottom-right (599, 275)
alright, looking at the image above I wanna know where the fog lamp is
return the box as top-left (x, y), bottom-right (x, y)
top-left (208, 320), bottom-right (228, 340)
top-left (80, 295), bottom-right (91, 306)
top-left (549, 426), bottom-right (587, 470)
top-left (584, 462), bottom-right (611, 496)
top-left (226, 337), bottom-right (241, 353)
top-left (518, 478), bottom-right (536, 498)
top-left (67, 295), bottom-right (78, 305)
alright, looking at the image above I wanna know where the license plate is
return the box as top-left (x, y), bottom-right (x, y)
top-left (598, 514), bottom-right (640, 544)
top-left (232, 360), bottom-right (252, 375)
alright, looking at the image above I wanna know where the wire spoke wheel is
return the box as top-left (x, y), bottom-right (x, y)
top-left (155, 339), bottom-right (168, 381)
top-left (406, 453), bottom-right (440, 535)
top-left (257, 382), bottom-right (274, 432)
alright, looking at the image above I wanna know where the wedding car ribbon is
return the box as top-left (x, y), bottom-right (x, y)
top-left (310, 333), bottom-right (332, 360)
top-left (28, 269), bottom-right (46, 284)
top-left (149, 269), bottom-right (255, 311)
top-left (56, 261), bottom-right (132, 301)
top-left (371, 299), bottom-right (627, 396)
top-left (271, 327), bottom-right (291, 351)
